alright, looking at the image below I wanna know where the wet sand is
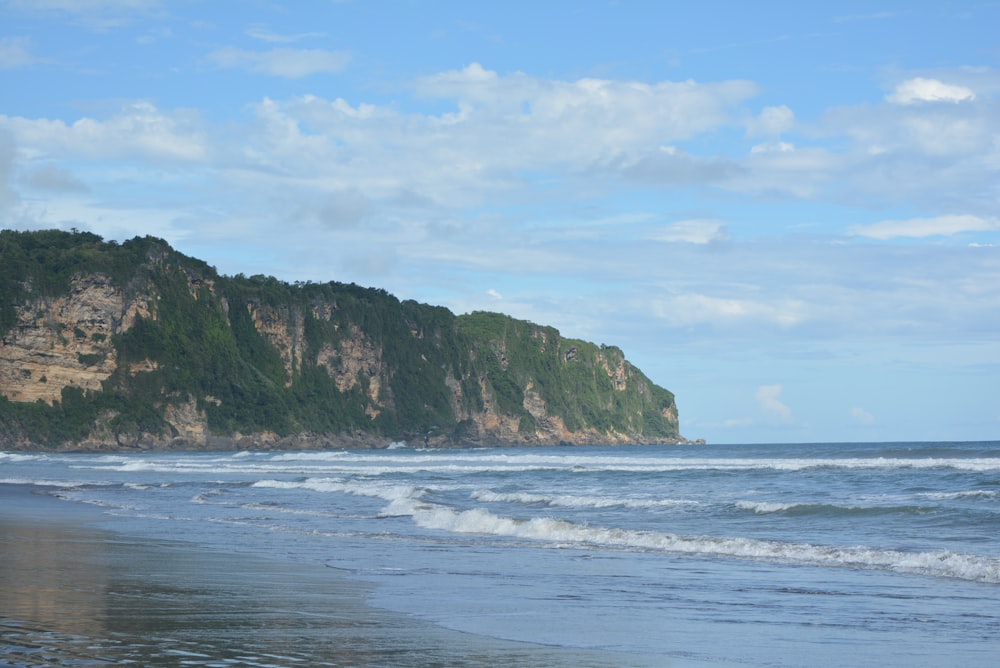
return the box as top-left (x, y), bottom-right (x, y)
top-left (0, 485), bottom-right (672, 667)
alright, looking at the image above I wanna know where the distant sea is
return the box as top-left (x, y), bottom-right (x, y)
top-left (3, 441), bottom-right (999, 667)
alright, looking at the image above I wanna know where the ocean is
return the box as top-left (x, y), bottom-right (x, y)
top-left (2, 441), bottom-right (999, 666)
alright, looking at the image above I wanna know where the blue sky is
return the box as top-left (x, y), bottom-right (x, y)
top-left (1, 1), bottom-right (998, 444)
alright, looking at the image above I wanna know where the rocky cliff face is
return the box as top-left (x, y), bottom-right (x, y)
top-left (0, 274), bottom-right (147, 404)
top-left (0, 230), bottom-right (687, 451)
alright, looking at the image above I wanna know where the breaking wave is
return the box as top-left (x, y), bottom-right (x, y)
top-left (734, 500), bottom-right (937, 516)
top-left (472, 489), bottom-right (698, 509)
top-left (253, 475), bottom-right (1000, 584)
top-left (406, 501), bottom-right (1000, 584)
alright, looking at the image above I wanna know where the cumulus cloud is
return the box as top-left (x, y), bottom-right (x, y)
top-left (414, 63), bottom-right (758, 154)
top-left (850, 214), bottom-right (998, 239)
top-left (208, 47), bottom-right (351, 78)
top-left (748, 105), bottom-right (795, 136)
top-left (233, 67), bottom-right (757, 209)
top-left (719, 144), bottom-right (846, 200)
top-left (3, 63), bottom-right (996, 357)
top-left (0, 101), bottom-right (206, 162)
top-left (887, 77), bottom-right (976, 105)
top-left (813, 100), bottom-right (998, 213)
top-left (826, 96), bottom-right (992, 160)
top-left (756, 385), bottom-right (793, 422)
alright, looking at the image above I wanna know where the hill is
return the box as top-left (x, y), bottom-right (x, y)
top-left (0, 229), bottom-right (688, 450)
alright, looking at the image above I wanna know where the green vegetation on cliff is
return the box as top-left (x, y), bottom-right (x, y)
top-left (0, 229), bottom-right (681, 449)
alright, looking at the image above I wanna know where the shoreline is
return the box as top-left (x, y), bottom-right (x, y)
top-left (0, 483), bottom-right (677, 667)
top-left (0, 432), bottom-right (700, 453)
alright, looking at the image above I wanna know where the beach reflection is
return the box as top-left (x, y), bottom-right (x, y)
top-left (1, 500), bottom-right (649, 667)
top-left (0, 517), bottom-right (111, 637)
top-left (0, 511), bottom-right (387, 665)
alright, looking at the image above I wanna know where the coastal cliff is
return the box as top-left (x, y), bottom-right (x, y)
top-left (0, 230), bottom-right (687, 451)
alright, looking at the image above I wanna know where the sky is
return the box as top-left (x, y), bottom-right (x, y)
top-left (1, 1), bottom-right (998, 444)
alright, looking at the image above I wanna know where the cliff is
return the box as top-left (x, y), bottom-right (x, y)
top-left (0, 230), bottom-right (687, 451)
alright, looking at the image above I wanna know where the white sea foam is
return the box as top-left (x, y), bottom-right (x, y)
top-left (7, 444), bottom-right (1000, 607)
top-left (267, 451), bottom-right (351, 462)
top-left (238, 502), bottom-right (366, 519)
top-left (69, 450), bottom-right (1000, 480)
top-left (400, 501), bottom-right (1000, 584)
top-left (735, 500), bottom-right (937, 515)
top-left (124, 482), bottom-right (158, 490)
top-left (736, 500), bottom-right (800, 514)
top-left (0, 452), bottom-right (46, 462)
top-left (919, 490), bottom-right (1000, 500)
top-left (337, 454), bottom-right (1000, 474)
top-left (252, 477), bottom-right (426, 515)
top-left (0, 477), bottom-right (97, 488)
top-left (472, 489), bottom-right (697, 509)
top-left (87, 455), bottom-right (133, 464)
top-left (313, 451), bottom-right (1000, 472)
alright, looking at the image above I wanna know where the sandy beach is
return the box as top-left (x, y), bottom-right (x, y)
top-left (0, 484), bottom-right (669, 667)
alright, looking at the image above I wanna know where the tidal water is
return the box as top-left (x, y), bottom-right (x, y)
top-left (2, 441), bottom-right (999, 666)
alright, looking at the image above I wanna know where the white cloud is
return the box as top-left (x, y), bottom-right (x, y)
top-left (0, 130), bottom-right (19, 210)
top-left (850, 407), bottom-right (875, 425)
top-left (756, 385), bottom-right (793, 422)
top-left (750, 141), bottom-right (795, 154)
top-left (748, 105), bottom-right (795, 136)
top-left (19, 196), bottom-right (191, 243)
top-left (0, 37), bottom-right (37, 69)
top-left (807, 108), bottom-right (998, 215)
top-left (850, 214), bottom-right (998, 240)
top-left (750, 72), bottom-right (999, 208)
top-left (652, 294), bottom-right (806, 328)
top-left (208, 47), bottom-right (351, 78)
top-left (652, 219), bottom-right (728, 244)
top-left (414, 63), bottom-right (758, 155)
top-left (231, 67), bottom-right (757, 210)
top-left (4, 65), bottom-right (997, 361)
top-left (826, 95), bottom-right (992, 160)
top-left (6, 0), bottom-right (163, 30)
top-left (624, 147), bottom-right (741, 186)
top-left (898, 114), bottom-right (988, 157)
top-left (887, 77), bottom-right (976, 105)
top-left (0, 102), bottom-right (206, 162)
top-left (722, 144), bottom-right (845, 199)
top-left (291, 188), bottom-right (372, 229)
top-left (21, 164), bottom-right (88, 192)
top-left (245, 24), bottom-right (326, 44)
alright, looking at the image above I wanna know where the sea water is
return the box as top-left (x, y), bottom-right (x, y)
top-left (2, 441), bottom-right (999, 666)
